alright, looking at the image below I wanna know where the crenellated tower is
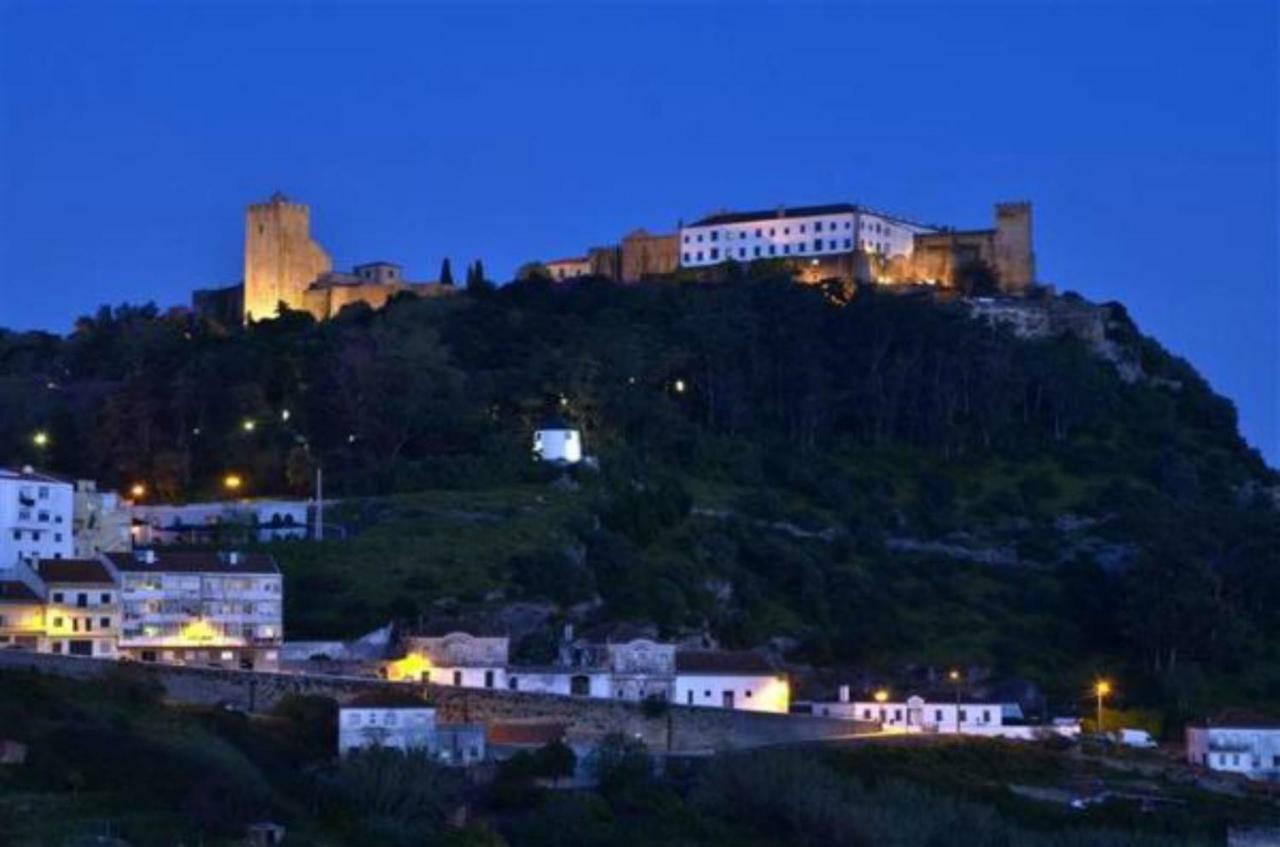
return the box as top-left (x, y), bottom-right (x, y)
top-left (243, 192), bottom-right (332, 322)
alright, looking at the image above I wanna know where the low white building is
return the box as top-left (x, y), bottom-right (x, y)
top-left (678, 203), bottom-right (933, 269)
top-left (532, 418), bottom-right (583, 465)
top-left (543, 256), bottom-right (591, 281)
top-left (0, 467), bottom-right (74, 567)
top-left (393, 625), bottom-right (511, 689)
top-left (674, 651), bottom-right (790, 713)
top-left (108, 549), bottom-right (283, 670)
top-left (339, 692), bottom-right (437, 756)
top-left (816, 689), bottom-right (1027, 737)
top-left (1186, 712), bottom-right (1280, 781)
top-left (131, 499), bottom-right (310, 546)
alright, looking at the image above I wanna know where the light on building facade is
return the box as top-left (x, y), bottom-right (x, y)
top-left (389, 653), bottom-right (433, 682)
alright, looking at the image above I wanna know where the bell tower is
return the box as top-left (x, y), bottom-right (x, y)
top-left (243, 192), bottom-right (332, 322)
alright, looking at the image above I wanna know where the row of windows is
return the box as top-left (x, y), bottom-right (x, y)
top-left (16, 510), bottom-right (63, 524)
top-left (10, 529), bottom-right (63, 542)
top-left (50, 592), bottom-right (112, 606)
top-left (684, 217), bottom-right (899, 245)
top-left (860, 707), bottom-right (993, 723)
top-left (684, 238), bottom-right (857, 263)
top-left (50, 615), bottom-right (111, 632)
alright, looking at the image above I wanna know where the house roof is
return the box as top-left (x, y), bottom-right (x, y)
top-left (0, 466), bottom-right (72, 485)
top-left (37, 558), bottom-right (114, 585)
top-left (675, 650), bottom-right (776, 676)
top-left (105, 550), bottom-right (280, 575)
top-left (535, 416), bottom-right (577, 432)
top-left (486, 721), bottom-right (567, 746)
top-left (344, 689), bottom-right (433, 709)
top-left (0, 580), bottom-right (41, 603)
top-left (1198, 709), bottom-right (1280, 729)
top-left (688, 203), bottom-right (937, 231)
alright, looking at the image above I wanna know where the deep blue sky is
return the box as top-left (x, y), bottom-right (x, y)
top-left (1, 2), bottom-right (1275, 462)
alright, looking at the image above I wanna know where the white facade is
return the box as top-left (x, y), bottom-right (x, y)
top-left (37, 558), bottom-right (120, 659)
top-left (0, 468), bottom-right (74, 567)
top-left (131, 499), bottom-right (310, 546)
top-left (544, 257), bottom-right (591, 281)
top-left (1186, 725), bottom-right (1280, 780)
top-left (533, 427), bottom-right (582, 465)
top-left (674, 672), bottom-right (790, 713)
top-left (109, 550), bottom-right (283, 670)
top-left (823, 694), bottom-right (1016, 735)
top-left (679, 204), bottom-right (932, 268)
top-left (339, 704), bottom-right (437, 755)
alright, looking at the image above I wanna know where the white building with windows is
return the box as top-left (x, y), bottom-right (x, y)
top-left (107, 550), bottom-right (283, 670)
top-left (673, 650), bottom-right (790, 713)
top-left (814, 689), bottom-right (1034, 737)
top-left (678, 203), bottom-right (934, 269)
top-left (35, 558), bottom-right (119, 658)
top-left (1186, 712), bottom-right (1280, 781)
top-left (393, 626), bottom-right (511, 689)
top-left (339, 692), bottom-right (437, 756)
top-left (72, 480), bottom-right (132, 558)
top-left (0, 468), bottom-right (74, 567)
top-left (532, 418), bottom-right (583, 465)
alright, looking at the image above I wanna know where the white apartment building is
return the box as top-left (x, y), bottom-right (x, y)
top-left (1186, 713), bottom-right (1280, 781)
top-left (678, 203), bottom-right (934, 269)
top-left (107, 550), bottom-right (283, 670)
top-left (0, 468), bottom-right (74, 567)
top-left (35, 558), bottom-right (119, 658)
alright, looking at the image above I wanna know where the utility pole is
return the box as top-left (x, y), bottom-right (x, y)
top-left (314, 465), bottom-right (324, 541)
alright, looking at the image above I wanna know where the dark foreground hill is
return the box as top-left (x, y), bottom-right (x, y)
top-left (1, 274), bottom-right (1276, 718)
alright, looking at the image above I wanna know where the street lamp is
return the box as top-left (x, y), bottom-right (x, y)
top-left (1094, 680), bottom-right (1111, 736)
top-left (949, 669), bottom-right (962, 733)
top-left (674, 379), bottom-right (687, 394)
top-left (223, 473), bottom-right (243, 493)
top-left (873, 688), bottom-right (889, 703)
top-left (130, 483), bottom-right (146, 500)
top-left (242, 419), bottom-right (256, 433)
top-left (32, 431), bottom-right (49, 448)
top-left (280, 409), bottom-right (291, 422)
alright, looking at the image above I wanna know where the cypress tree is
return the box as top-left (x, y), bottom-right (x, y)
top-left (440, 258), bottom-right (454, 286)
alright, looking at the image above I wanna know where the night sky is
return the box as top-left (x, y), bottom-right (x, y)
top-left (1, 2), bottom-right (1275, 463)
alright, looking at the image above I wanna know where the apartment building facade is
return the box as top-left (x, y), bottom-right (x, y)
top-left (0, 468), bottom-right (74, 567)
top-left (35, 558), bottom-right (119, 658)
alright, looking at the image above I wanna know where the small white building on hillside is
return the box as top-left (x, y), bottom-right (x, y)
top-left (814, 689), bottom-right (1031, 737)
top-left (532, 418), bottom-right (582, 465)
top-left (393, 624), bottom-right (511, 689)
top-left (674, 650), bottom-right (790, 713)
top-left (339, 692), bottom-right (437, 755)
top-left (1186, 712), bottom-right (1280, 781)
top-left (0, 468), bottom-right (74, 567)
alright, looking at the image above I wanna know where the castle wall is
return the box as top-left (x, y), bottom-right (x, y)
top-left (620, 230), bottom-right (679, 282)
top-left (0, 649), bottom-right (876, 753)
top-left (243, 194), bottom-right (332, 323)
top-left (993, 202), bottom-right (1035, 292)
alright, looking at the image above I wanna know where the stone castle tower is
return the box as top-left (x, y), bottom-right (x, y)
top-left (993, 202), bottom-right (1035, 292)
top-left (243, 192), bottom-right (332, 322)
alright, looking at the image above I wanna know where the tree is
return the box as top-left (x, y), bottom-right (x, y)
top-left (954, 259), bottom-right (1000, 297)
top-left (532, 739), bottom-right (577, 786)
top-left (440, 258), bottom-right (454, 286)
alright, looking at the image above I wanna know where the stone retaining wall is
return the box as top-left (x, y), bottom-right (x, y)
top-left (0, 650), bottom-right (874, 752)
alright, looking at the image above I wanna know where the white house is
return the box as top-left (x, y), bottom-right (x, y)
top-left (108, 549), bottom-right (283, 670)
top-left (0, 567), bottom-right (46, 652)
top-left (393, 625), bottom-right (511, 689)
top-left (131, 499), bottom-right (310, 546)
top-left (532, 418), bottom-right (582, 465)
top-left (1186, 712), bottom-right (1280, 781)
top-left (543, 257), bottom-right (591, 281)
top-left (678, 203), bottom-right (934, 269)
top-left (815, 689), bottom-right (1032, 737)
top-left (35, 557), bottom-right (119, 658)
top-left (673, 650), bottom-right (790, 713)
top-left (339, 692), bottom-right (437, 755)
top-left (0, 467), bottom-right (74, 567)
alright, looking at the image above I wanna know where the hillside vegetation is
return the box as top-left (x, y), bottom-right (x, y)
top-left (1, 273), bottom-right (1276, 719)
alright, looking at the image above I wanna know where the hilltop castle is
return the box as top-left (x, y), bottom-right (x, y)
top-left (195, 192), bottom-right (454, 324)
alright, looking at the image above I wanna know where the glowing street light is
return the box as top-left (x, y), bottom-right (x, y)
top-left (280, 409), bottom-right (291, 422)
top-left (223, 473), bottom-right (243, 493)
top-left (242, 419), bottom-right (256, 433)
top-left (873, 689), bottom-right (889, 704)
top-left (1094, 680), bottom-right (1112, 735)
top-left (674, 379), bottom-right (687, 394)
top-left (130, 483), bottom-right (146, 499)
top-left (949, 669), bottom-right (962, 732)
top-left (32, 431), bottom-right (49, 448)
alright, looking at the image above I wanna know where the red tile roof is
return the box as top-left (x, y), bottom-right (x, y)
top-left (486, 721), bottom-right (566, 746)
top-left (0, 581), bottom-right (41, 603)
top-left (105, 550), bottom-right (279, 575)
top-left (37, 558), bottom-right (114, 585)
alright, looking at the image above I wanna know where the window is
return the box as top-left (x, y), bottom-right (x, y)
top-left (53, 617), bottom-right (63, 628)
top-left (687, 691), bottom-right (694, 705)
top-left (100, 617), bottom-right (110, 628)
top-left (77, 593), bottom-right (87, 608)
top-left (740, 231), bottom-right (747, 240)
top-left (814, 221), bottom-right (823, 232)
top-left (54, 533), bottom-right (62, 542)
top-left (38, 511), bottom-right (48, 522)
top-left (84, 618), bottom-right (93, 632)
top-left (863, 709), bottom-right (872, 719)
top-left (844, 239), bottom-right (852, 249)
top-left (52, 592), bottom-right (64, 603)
top-left (710, 231), bottom-right (718, 242)
top-left (683, 235), bottom-right (689, 244)
top-left (710, 248), bottom-right (719, 260)
top-left (936, 710), bottom-right (944, 721)
top-left (696, 251), bottom-right (703, 261)
top-left (959, 709), bottom-right (968, 722)
top-left (38, 487), bottom-right (48, 499)
top-left (829, 240), bottom-right (837, 250)
top-left (738, 248), bottom-right (745, 258)
top-left (769, 228), bottom-right (775, 236)
top-left (753, 246), bottom-right (761, 257)
top-left (844, 221), bottom-right (851, 229)
top-left (783, 227), bottom-right (790, 235)
top-left (696, 234), bottom-right (703, 242)
top-left (754, 228), bottom-right (762, 237)
top-left (983, 710), bottom-right (991, 723)
top-left (484, 670), bottom-right (494, 689)
top-left (813, 240), bottom-right (822, 252)
top-left (768, 245), bottom-right (776, 255)
top-left (722, 691), bottom-right (735, 709)
top-left (682, 253), bottom-right (689, 262)
top-left (799, 224), bottom-right (806, 233)
top-left (452, 670), bottom-right (462, 686)
top-left (894, 709), bottom-right (902, 721)
top-left (508, 676), bottom-right (519, 691)
top-left (783, 245), bottom-right (790, 255)
top-left (101, 593), bottom-right (110, 604)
